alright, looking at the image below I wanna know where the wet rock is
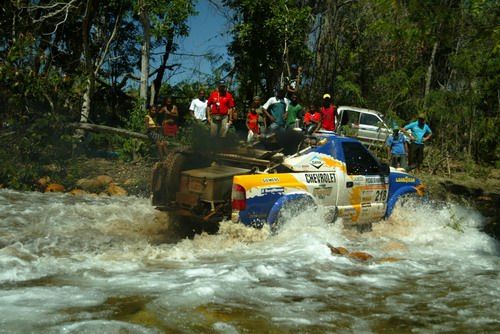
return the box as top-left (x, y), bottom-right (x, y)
top-left (327, 244), bottom-right (374, 262)
top-left (96, 175), bottom-right (113, 186)
top-left (69, 189), bottom-right (88, 196)
top-left (107, 183), bottom-right (128, 196)
top-left (327, 244), bottom-right (349, 255)
top-left (45, 183), bottom-right (65, 193)
top-left (36, 176), bottom-right (51, 190)
top-left (347, 251), bottom-right (374, 262)
top-left (76, 178), bottom-right (103, 193)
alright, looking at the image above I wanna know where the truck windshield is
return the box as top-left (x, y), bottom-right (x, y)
top-left (342, 142), bottom-right (381, 175)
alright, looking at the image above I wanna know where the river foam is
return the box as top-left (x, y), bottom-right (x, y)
top-left (0, 189), bottom-right (498, 333)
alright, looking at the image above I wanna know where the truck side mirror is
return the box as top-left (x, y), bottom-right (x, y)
top-left (380, 162), bottom-right (390, 175)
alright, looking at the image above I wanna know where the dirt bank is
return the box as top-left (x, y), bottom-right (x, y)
top-left (30, 156), bottom-right (500, 240)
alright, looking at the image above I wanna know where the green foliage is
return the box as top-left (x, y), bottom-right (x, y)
top-left (225, 0), bottom-right (312, 97)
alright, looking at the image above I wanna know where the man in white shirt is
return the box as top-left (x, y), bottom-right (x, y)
top-left (262, 88), bottom-right (289, 133)
top-left (189, 89), bottom-right (208, 122)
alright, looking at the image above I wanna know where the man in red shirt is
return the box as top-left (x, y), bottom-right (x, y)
top-left (207, 80), bottom-right (235, 137)
top-left (303, 103), bottom-right (322, 134)
top-left (320, 93), bottom-right (337, 131)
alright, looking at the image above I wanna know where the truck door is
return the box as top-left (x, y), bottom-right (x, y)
top-left (358, 113), bottom-right (390, 144)
top-left (336, 141), bottom-right (389, 223)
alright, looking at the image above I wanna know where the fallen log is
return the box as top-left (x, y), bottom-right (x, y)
top-left (68, 122), bottom-right (148, 140)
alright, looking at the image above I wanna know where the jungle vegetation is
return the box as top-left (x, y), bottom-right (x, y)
top-left (0, 0), bottom-right (498, 189)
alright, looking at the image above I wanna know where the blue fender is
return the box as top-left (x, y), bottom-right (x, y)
top-left (385, 186), bottom-right (419, 218)
top-left (267, 193), bottom-right (316, 226)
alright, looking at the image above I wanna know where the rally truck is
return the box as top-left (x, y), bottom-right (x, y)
top-left (151, 132), bottom-right (425, 231)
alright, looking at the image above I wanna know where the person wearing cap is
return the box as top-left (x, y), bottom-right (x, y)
top-left (320, 93), bottom-right (337, 131)
top-left (404, 113), bottom-right (432, 171)
top-left (262, 88), bottom-right (289, 133)
top-left (385, 125), bottom-right (409, 170)
top-left (189, 89), bottom-right (208, 123)
top-left (207, 80), bottom-right (235, 137)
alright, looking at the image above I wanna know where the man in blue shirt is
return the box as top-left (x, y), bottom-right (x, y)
top-left (404, 113), bottom-right (432, 172)
top-left (386, 126), bottom-right (409, 170)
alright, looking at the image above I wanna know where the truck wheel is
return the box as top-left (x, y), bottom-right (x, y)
top-left (152, 152), bottom-right (186, 206)
top-left (395, 192), bottom-right (419, 210)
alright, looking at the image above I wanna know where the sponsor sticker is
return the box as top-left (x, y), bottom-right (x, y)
top-left (365, 176), bottom-right (385, 184)
top-left (261, 187), bottom-right (284, 195)
top-left (262, 177), bottom-right (280, 183)
top-left (396, 177), bottom-right (416, 183)
top-left (310, 156), bottom-right (324, 169)
top-left (305, 172), bottom-right (336, 184)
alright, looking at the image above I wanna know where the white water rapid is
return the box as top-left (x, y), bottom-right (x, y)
top-left (0, 189), bottom-right (498, 333)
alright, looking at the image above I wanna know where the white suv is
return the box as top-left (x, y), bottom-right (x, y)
top-left (335, 106), bottom-right (391, 146)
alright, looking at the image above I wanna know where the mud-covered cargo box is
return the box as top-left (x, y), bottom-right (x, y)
top-left (177, 165), bottom-right (251, 203)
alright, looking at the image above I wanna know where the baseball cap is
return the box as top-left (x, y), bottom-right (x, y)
top-left (418, 113), bottom-right (426, 119)
top-left (218, 80), bottom-right (226, 86)
top-left (323, 93), bottom-right (331, 99)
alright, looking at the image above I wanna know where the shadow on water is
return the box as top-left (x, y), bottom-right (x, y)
top-left (148, 211), bottom-right (220, 245)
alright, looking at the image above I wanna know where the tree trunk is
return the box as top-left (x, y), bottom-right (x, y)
top-left (151, 31), bottom-right (175, 105)
top-left (139, 1), bottom-right (150, 110)
top-left (77, 0), bottom-right (96, 139)
top-left (424, 41), bottom-right (438, 108)
top-left (68, 122), bottom-right (148, 140)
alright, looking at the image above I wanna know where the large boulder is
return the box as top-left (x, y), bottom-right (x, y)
top-left (76, 178), bottom-right (103, 193)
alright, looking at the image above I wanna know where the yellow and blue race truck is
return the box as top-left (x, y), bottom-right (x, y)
top-left (151, 132), bottom-right (425, 231)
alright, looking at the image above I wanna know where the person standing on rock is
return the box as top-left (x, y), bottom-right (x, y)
top-left (386, 125), bottom-right (409, 170)
top-left (159, 97), bottom-right (179, 137)
top-left (189, 89), bottom-right (208, 124)
top-left (320, 93), bottom-right (337, 132)
top-left (404, 113), bottom-right (432, 172)
top-left (145, 105), bottom-right (168, 158)
top-left (207, 80), bottom-right (235, 137)
top-left (262, 88), bottom-right (288, 134)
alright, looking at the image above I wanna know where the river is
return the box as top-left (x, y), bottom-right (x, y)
top-left (0, 189), bottom-right (498, 333)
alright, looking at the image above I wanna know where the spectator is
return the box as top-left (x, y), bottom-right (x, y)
top-left (251, 96), bottom-right (267, 134)
top-left (145, 105), bottom-right (168, 158)
top-left (189, 89), bottom-right (208, 123)
top-left (263, 88), bottom-right (288, 133)
top-left (159, 97), bottom-right (179, 137)
top-left (404, 113), bottom-right (432, 172)
top-left (320, 93), bottom-right (337, 131)
top-left (246, 103), bottom-right (260, 143)
top-left (286, 93), bottom-right (303, 129)
top-left (286, 64), bottom-right (302, 95)
top-left (207, 80), bottom-right (235, 137)
top-left (303, 103), bottom-right (322, 134)
top-left (385, 126), bottom-right (409, 170)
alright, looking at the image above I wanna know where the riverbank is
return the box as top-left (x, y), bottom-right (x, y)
top-left (2, 156), bottom-right (499, 240)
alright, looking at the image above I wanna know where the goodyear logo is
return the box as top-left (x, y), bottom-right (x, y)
top-left (396, 177), bottom-right (416, 183)
top-left (305, 173), bottom-right (336, 184)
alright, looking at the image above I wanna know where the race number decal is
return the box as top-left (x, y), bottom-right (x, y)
top-left (374, 190), bottom-right (387, 202)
